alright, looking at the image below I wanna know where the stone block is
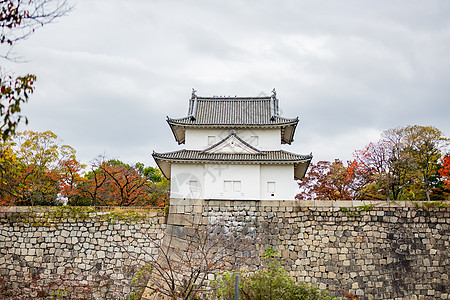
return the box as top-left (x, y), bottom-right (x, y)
top-left (208, 200), bottom-right (230, 206)
top-left (317, 201), bottom-right (333, 207)
top-left (351, 200), bottom-right (365, 207)
top-left (167, 213), bottom-right (194, 226)
top-left (260, 200), bottom-right (280, 207)
top-left (296, 201), bottom-right (314, 207)
top-left (97, 250), bottom-right (105, 259)
top-left (279, 201), bottom-right (294, 207)
top-left (335, 201), bottom-right (353, 208)
top-left (170, 198), bottom-right (190, 206)
top-left (169, 205), bottom-right (177, 214)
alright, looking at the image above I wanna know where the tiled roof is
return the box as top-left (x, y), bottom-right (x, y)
top-left (167, 97), bottom-right (298, 126)
top-left (152, 149), bottom-right (312, 163)
top-left (167, 94), bottom-right (299, 144)
top-left (152, 149), bottom-right (312, 180)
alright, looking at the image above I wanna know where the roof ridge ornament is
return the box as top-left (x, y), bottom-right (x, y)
top-left (189, 89), bottom-right (198, 118)
top-left (271, 88), bottom-right (279, 116)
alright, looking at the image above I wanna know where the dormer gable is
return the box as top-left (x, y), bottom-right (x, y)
top-left (202, 130), bottom-right (262, 154)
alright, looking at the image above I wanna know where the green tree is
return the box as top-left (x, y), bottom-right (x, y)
top-left (0, 74), bottom-right (36, 140)
top-left (214, 249), bottom-right (337, 300)
top-left (135, 162), bottom-right (170, 206)
top-left (2, 130), bottom-right (81, 205)
top-left (354, 125), bottom-right (448, 201)
top-left (13, 130), bottom-right (76, 167)
top-left (300, 125), bottom-right (449, 201)
top-left (0, 138), bottom-right (21, 204)
top-left (401, 125), bottom-right (448, 201)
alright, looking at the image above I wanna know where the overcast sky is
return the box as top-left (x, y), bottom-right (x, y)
top-left (4, 0), bottom-right (450, 168)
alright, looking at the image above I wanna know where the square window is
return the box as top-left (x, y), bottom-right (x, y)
top-left (267, 182), bottom-right (275, 193)
top-left (208, 136), bottom-right (216, 146)
top-left (189, 180), bottom-right (198, 192)
top-left (224, 180), bottom-right (241, 193)
top-left (233, 181), bottom-right (241, 192)
top-left (224, 180), bottom-right (232, 192)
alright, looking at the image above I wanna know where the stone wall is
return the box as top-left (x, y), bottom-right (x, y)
top-left (1, 201), bottom-right (448, 299)
top-left (169, 199), bottom-right (450, 300)
top-left (0, 209), bottom-right (165, 299)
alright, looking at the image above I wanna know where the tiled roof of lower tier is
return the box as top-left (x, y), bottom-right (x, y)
top-left (152, 149), bottom-right (312, 163)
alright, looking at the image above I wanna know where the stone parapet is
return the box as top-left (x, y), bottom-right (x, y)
top-left (168, 199), bottom-right (450, 299)
top-left (1, 200), bottom-right (449, 299)
top-left (0, 211), bottom-right (164, 299)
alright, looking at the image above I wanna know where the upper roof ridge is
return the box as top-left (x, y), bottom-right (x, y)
top-left (196, 96), bottom-right (273, 100)
top-left (167, 90), bottom-right (299, 144)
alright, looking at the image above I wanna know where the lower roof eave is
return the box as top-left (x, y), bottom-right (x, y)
top-left (152, 155), bottom-right (172, 179)
top-left (153, 151), bottom-right (313, 179)
top-left (294, 159), bottom-right (312, 180)
top-left (153, 157), bottom-right (312, 166)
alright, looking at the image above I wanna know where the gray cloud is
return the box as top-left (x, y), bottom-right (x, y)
top-left (4, 0), bottom-right (449, 166)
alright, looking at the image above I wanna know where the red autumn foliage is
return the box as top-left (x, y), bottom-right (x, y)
top-left (296, 159), bottom-right (371, 200)
top-left (439, 154), bottom-right (450, 189)
top-left (58, 158), bottom-right (85, 200)
top-left (344, 291), bottom-right (359, 300)
top-left (71, 159), bottom-right (169, 207)
top-left (96, 161), bottom-right (154, 206)
top-left (1, 131), bottom-right (169, 207)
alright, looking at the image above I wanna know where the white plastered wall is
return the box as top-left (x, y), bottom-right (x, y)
top-left (185, 128), bottom-right (281, 151)
top-left (204, 164), bottom-right (260, 200)
top-left (170, 163), bottom-right (205, 199)
top-left (260, 164), bottom-right (295, 200)
top-left (170, 162), bottom-right (295, 200)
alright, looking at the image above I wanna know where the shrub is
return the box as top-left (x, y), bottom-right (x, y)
top-left (213, 249), bottom-right (341, 300)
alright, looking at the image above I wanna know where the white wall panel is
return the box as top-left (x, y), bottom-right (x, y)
top-left (260, 165), bottom-right (295, 200)
top-left (170, 163), bottom-right (296, 200)
top-left (170, 163), bottom-right (205, 199)
top-left (204, 164), bottom-right (260, 200)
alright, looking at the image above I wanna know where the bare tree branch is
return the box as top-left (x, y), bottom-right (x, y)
top-left (120, 220), bottom-right (260, 300)
top-left (1, 0), bottom-right (73, 59)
